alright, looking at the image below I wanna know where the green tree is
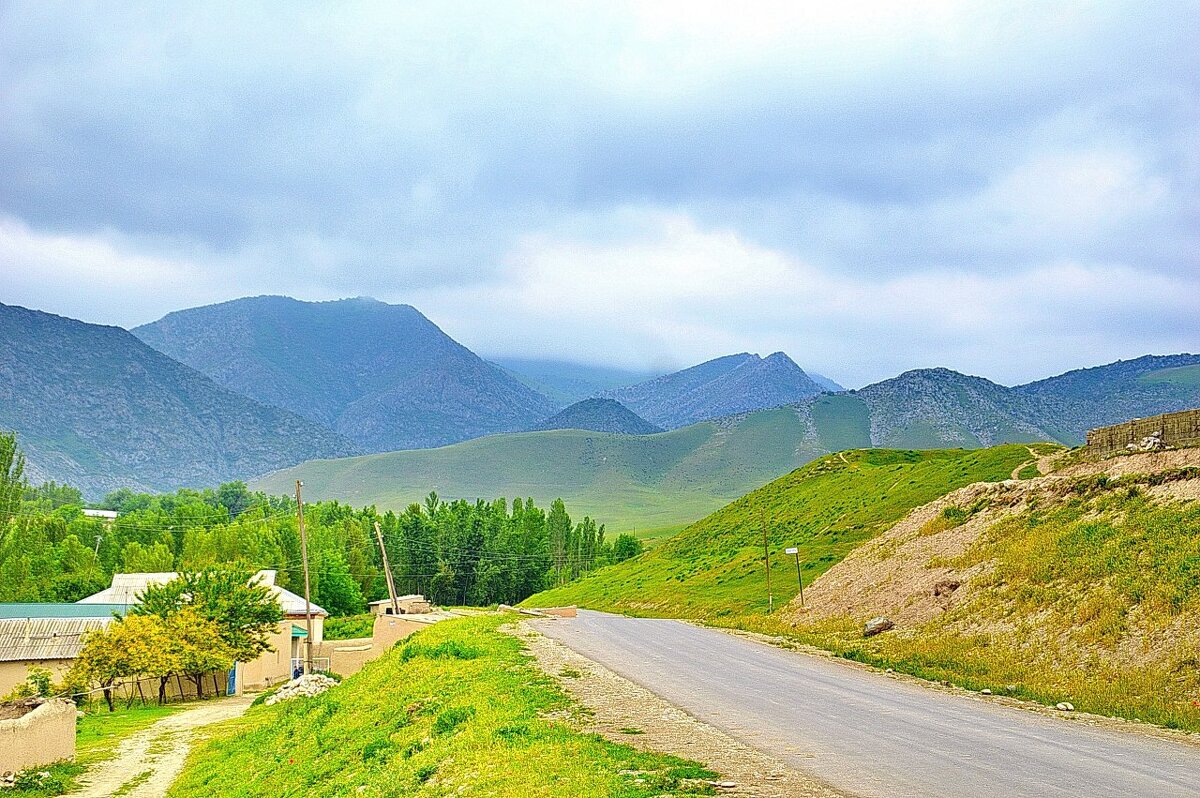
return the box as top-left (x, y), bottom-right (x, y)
top-left (134, 569), bottom-right (284, 662)
top-left (0, 431), bottom-right (25, 525)
top-left (612, 533), bottom-right (643, 563)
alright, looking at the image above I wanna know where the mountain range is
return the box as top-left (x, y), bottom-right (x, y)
top-left (0, 303), bottom-right (355, 496)
top-left (4, 295), bottom-right (1198, 504)
top-left (132, 296), bottom-right (558, 452)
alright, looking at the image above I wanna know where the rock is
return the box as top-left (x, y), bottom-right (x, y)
top-left (863, 617), bottom-right (895, 637)
top-left (981, 689), bottom-right (992, 695)
top-left (1005, 684), bottom-right (1018, 693)
top-left (1055, 702), bottom-right (1075, 712)
top-left (885, 668), bottom-right (894, 674)
top-left (264, 673), bottom-right (338, 705)
top-left (933, 579), bottom-right (961, 597)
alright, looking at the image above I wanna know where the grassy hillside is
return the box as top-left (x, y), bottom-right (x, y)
top-left (253, 408), bottom-right (829, 534)
top-left (168, 615), bottom-right (716, 798)
top-left (774, 455), bottom-right (1200, 731)
top-left (525, 444), bottom-right (1049, 616)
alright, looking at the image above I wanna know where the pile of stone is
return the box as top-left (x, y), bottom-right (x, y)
top-left (1126, 431), bottom-right (1166, 452)
top-left (264, 673), bottom-right (338, 705)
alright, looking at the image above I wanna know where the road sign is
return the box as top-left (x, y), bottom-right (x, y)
top-left (785, 547), bottom-right (798, 555)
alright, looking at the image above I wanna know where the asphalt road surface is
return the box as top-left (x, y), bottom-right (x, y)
top-left (535, 611), bottom-right (1200, 798)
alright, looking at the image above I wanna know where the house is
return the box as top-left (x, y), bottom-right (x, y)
top-left (80, 509), bottom-right (118, 522)
top-left (367, 594), bottom-right (433, 615)
top-left (77, 570), bottom-right (328, 692)
top-left (0, 603), bottom-right (124, 695)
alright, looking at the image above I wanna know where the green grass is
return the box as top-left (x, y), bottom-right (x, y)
top-left (253, 412), bottom-right (829, 532)
top-left (1138, 364), bottom-right (1200, 388)
top-left (324, 613), bottom-right (376, 640)
top-left (809, 394), bottom-right (871, 452)
top-left (168, 616), bottom-right (718, 798)
top-left (524, 444), bottom-right (1046, 618)
top-left (772, 473), bottom-right (1200, 731)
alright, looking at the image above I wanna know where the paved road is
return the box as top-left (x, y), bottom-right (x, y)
top-left (536, 611), bottom-right (1200, 798)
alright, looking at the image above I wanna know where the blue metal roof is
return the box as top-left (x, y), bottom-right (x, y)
top-left (0, 603), bottom-right (127, 619)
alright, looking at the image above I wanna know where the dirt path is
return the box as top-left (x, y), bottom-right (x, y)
top-left (509, 622), bottom-right (845, 798)
top-left (66, 696), bottom-right (253, 798)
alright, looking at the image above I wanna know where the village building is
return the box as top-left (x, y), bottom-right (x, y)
top-left (0, 603), bottom-right (124, 695)
top-left (367, 594), bottom-right (433, 615)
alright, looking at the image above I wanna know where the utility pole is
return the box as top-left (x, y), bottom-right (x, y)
top-left (93, 535), bottom-right (102, 559)
top-left (295, 480), bottom-right (314, 674)
top-left (374, 521), bottom-right (400, 616)
top-left (760, 511), bottom-right (773, 613)
top-left (786, 546), bottom-right (805, 607)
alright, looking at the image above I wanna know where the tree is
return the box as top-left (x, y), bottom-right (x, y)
top-left (612, 533), bottom-right (643, 563)
top-left (163, 607), bottom-right (233, 701)
top-left (0, 431), bottom-right (25, 526)
top-left (69, 614), bottom-right (172, 711)
top-left (134, 569), bottom-right (284, 662)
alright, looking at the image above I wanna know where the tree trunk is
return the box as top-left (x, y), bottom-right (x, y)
top-left (159, 677), bottom-right (168, 705)
top-left (103, 682), bottom-right (114, 712)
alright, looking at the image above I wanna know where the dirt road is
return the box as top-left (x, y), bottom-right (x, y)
top-left (536, 611), bottom-right (1200, 798)
top-left (66, 696), bottom-right (253, 798)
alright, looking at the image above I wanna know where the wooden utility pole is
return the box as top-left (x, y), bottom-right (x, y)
top-left (788, 547), bottom-right (805, 608)
top-left (760, 511), bottom-right (773, 613)
top-left (374, 521), bottom-right (400, 616)
top-left (295, 480), bottom-right (314, 674)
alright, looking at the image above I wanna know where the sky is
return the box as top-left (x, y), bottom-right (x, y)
top-left (2, 1), bottom-right (1197, 388)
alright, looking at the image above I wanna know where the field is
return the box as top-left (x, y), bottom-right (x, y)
top-left (167, 616), bottom-right (718, 798)
top-left (526, 444), bottom-right (1048, 617)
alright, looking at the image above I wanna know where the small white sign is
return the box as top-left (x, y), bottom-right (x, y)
top-left (784, 547), bottom-right (799, 555)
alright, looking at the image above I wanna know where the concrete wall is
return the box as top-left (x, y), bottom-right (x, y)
top-left (0, 700), bottom-right (75, 774)
top-left (311, 614), bottom-right (432, 679)
top-left (1085, 409), bottom-right (1200, 456)
top-left (0, 660), bottom-right (72, 698)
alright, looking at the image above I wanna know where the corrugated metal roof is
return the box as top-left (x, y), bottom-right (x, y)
top-left (78, 572), bottom-right (328, 617)
top-left (0, 616), bottom-right (114, 662)
top-left (0, 603), bottom-right (126, 619)
top-left (77, 572), bottom-right (176, 605)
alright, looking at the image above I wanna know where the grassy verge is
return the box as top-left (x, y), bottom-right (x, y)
top-left (167, 615), bottom-right (718, 798)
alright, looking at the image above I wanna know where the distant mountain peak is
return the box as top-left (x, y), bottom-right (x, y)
top-left (534, 398), bottom-right (663, 435)
top-left (133, 296), bottom-right (556, 452)
top-left (604, 350), bottom-right (824, 429)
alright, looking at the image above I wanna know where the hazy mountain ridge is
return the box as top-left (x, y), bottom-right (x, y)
top-left (534, 398), bottom-right (664, 435)
top-left (134, 296), bottom-right (558, 451)
top-left (1013, 354), bottom-right (1200, 444)
top-left (491, 357), bottom-right (655, 405)
top-left (855, 368), bottom-right (1058, 448)
top-left (0, 303), bottom-right (356, 497)
top-left (604, 352), bottom-right (825, 428)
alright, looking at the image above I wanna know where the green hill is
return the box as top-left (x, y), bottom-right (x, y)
top-left (252, 406), bottom-right (828, 534)
top-left (524, 443), bottom-right (1050, 617)
top-left (533, 398), bottom-right (663, 435)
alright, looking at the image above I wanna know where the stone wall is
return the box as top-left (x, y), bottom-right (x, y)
top-left (1085, 408), bottom-right (1200, 457)
top-left (0, 699), bottom-right (76, 775)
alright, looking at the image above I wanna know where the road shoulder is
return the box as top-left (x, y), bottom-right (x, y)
top-left (510, 621), bottom-right (848, 798)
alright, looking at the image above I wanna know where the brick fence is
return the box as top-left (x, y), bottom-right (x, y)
top-left (1085, 408), bottom-right (1200, 456)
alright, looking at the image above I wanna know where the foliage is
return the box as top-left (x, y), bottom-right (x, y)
top-left (167, 616), bottom-right (718, 798)
top-left (2, 429), bottom-right (612, 610)
top-left (2, 666), bottom-right (54, 700)
top-left (68, 614), bottom-right (174, 710)
top-left (323, 613), bottom-right (375, 640)
top-left (526, 445), bottom-right (1040, 617)
top-left (134, 569), bottom-right (283, 662)
top-left (1, 430), bottom-right (27, 525)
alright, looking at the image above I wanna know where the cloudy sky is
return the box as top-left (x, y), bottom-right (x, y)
top-left (2, 1), bottom-right (1197, 387)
